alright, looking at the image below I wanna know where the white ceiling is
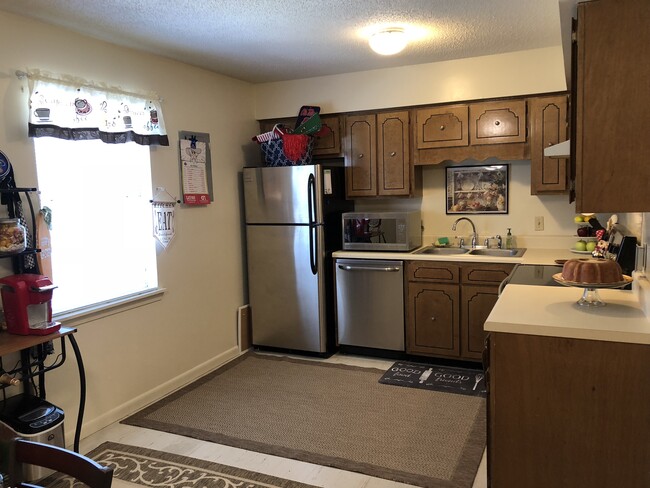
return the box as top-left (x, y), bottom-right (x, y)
top-left (0, 0), bottom-right (575, 84)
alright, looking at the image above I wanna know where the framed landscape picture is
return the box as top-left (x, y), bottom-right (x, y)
top-left (446, 164), bottom-right (509, 214)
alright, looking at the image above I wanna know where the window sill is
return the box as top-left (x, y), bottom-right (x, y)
top-left (54, 288), bottom-right (166, 327)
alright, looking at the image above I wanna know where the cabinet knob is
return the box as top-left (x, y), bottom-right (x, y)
top-left (390, 151), bottom-right (396, 157)
top-left (494, 120), bottom-right (501, 126)
top-left (357, 154), bottom-right (364, 159)
top-left (431, 316), bottom-right (436, 321)
top-left (439, 125), bottom-right (445, 131)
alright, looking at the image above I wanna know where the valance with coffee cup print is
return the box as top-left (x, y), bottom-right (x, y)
top-left (28, 78), bottom-right (169, 146)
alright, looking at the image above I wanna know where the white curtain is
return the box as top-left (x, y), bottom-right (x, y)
top-left (28, 79), bottom-right (169, 146)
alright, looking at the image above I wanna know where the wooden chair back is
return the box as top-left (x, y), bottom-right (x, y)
top-left (0, 422), bottom-right (112, 488)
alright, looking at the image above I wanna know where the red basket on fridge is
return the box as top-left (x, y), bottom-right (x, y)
top-left (260, 129), bottom-right (314, 167)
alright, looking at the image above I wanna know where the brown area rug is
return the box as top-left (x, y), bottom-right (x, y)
top-left (41, 441), bottom-right (319, 488)
top-left (123, 353), bottom-right (486, 488)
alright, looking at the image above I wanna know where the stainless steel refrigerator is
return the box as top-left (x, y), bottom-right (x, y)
top-left (243, 163), bottom-right (352, 354)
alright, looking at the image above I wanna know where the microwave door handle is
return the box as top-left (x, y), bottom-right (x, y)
top-left (308, 173), bottom-right (318, 275)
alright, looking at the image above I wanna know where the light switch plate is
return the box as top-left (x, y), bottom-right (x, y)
top-left (534, 216), bottom-right (544, 231)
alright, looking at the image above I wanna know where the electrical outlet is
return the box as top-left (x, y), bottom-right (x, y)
top-left (534, 216), bottom-right (544, 231)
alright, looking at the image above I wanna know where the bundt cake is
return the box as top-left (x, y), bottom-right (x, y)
top-left (561, 258), bottom-right (623, 284)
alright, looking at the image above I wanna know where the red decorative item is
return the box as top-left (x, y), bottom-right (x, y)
top-left (595, 229), bottom-right (605, 241)
top-left (281, 133), bottom-right (310, 162)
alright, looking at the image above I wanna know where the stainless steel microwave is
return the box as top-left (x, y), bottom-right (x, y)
top-left (342, 211), bottom-right (422, 251)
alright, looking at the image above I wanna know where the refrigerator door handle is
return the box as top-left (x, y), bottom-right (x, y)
top-left (308, 173), bottom-right (318, 275)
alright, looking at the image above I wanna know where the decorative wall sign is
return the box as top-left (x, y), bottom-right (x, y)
top-left (446, 164), bottom-right (509, 214)
top-left (179, 131), bottom-right (213, 205)
top-left (151, 188), bottom-right (179, 248)
top-left (152, 202), bottom-right (175, 248)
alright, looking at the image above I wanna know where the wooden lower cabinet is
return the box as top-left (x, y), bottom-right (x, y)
top-left (407, 282), bottom-right (459, 357)
top-left (406, 260), bottom-right (512, 361)
top-left (461, 285), bottom-right (499, 360)
top-left (488, 332), bottom-right (650, 488)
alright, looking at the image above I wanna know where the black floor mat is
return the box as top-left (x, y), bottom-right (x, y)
top-left (379, 361), bottom-right (486, 397)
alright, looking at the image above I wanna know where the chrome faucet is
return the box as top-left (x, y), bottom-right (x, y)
top-left (452, 217), bottom-right (478, 248)
top-left (484, 235), bottom-right (503, 249)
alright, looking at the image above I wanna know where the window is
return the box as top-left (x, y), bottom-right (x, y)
top-left (34, 138), bottom-right (158, 314)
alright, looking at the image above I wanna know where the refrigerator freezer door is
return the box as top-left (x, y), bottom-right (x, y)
top-left (243, 165), bottom-right (322, 225)
top-left (246, 224), bottom-right (326, 352)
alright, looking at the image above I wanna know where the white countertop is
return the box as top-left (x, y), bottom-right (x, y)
top-left (486, 283), bottom-right (650, 345)
top-left (333, 247), bottom-right (577, 265)
top-left (333, 246), bottom-right (650, 345)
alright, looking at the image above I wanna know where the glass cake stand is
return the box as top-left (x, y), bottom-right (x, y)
top-left (552, 273), bottom-right (633, 307)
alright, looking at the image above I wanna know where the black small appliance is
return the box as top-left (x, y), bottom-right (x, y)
top-left (0, 393), bottom-right (65, 481)
top-left (609, 235), bottom-right (637, 277)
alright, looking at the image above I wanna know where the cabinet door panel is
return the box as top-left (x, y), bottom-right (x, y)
top-left (461, 285), bottom-right (498, 360)
top-left (407, 282), bottom-right (459, 357)
top-left (575, 1), bottom-right (650, 212)
top-left (416, 105), bottom-right (469, 149)
top-left (462, 263), bottom-right (514, 285)
top-left (489, 332), bottom-right (650, 487)
top-left (470, 100), bottom-right (526, 145)
top-left (377, 111), bottom-right (410, 196)
top-left (313, 115), bottom-right (341, 157)
top-left (407, 261), bottom-right (459, 283)
top-left (529, 95), bottom-right (569, 194)
top-left (344, 115), bottom-right (377, 197)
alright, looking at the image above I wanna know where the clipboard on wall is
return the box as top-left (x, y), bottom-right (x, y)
top-left (179, 130), bottom-right (214, 205)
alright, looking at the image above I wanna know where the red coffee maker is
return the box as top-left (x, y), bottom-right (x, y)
top-left (0, 274), bottom-right (60, 335)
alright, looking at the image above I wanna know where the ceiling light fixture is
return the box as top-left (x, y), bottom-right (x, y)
top-left (369, 28), bottom-right (408, 56)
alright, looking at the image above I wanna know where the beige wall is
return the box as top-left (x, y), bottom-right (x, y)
top-left (0, 11), bottom-right (257, 444)
top-left (254, 46), bottom-right (567, 118)
top-left (253, 47), bottom-right (648, 257)
top-left (353, 162), bottom-right (583, 249)
top-left (254, 45), bottom-right (586, 249)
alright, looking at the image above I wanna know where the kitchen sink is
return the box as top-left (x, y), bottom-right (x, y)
top-left (468, 248), bottom-right (527, 257)
top-left (412, 246), bottom-right (470, 255)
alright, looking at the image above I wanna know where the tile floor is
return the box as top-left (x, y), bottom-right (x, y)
top-left (79, 352), bottom-right (488, 488)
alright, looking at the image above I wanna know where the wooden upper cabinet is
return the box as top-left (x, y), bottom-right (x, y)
top-left (414, 99), bottom-right (529, 165)
top-left (259, 115), bottom-right (343, 159)
top-left (312, 115), bottom-right (341, 157)
top-left (529, 95), bottom-right (569, 194)
top-left (469, 100), bottom-right (527, 145)
top-left (377, 111), bottom-right (410, 196)
top-left (259, 117), bottom-right (295, 135)
top-left (415, 105), bottom-right (469, 149)
top-left (574, 0), bottom-right (650, 212)
top-left (344, 114), bottom-right (377, 197)
top-left (344, 111), bottom-right (412, 198)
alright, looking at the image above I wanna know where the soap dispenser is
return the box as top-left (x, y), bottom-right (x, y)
top-left (505, 228), bottom-right (513, 249)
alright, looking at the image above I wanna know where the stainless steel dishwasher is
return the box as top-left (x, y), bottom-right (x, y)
top-left (335, 258), bottom-right (405, 351)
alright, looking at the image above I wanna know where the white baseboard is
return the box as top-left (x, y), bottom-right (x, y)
top-left (66, 345), bottom-right (241, 445)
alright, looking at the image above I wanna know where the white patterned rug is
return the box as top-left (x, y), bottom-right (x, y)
top-left (41, 441), bottom-right (320, 488)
